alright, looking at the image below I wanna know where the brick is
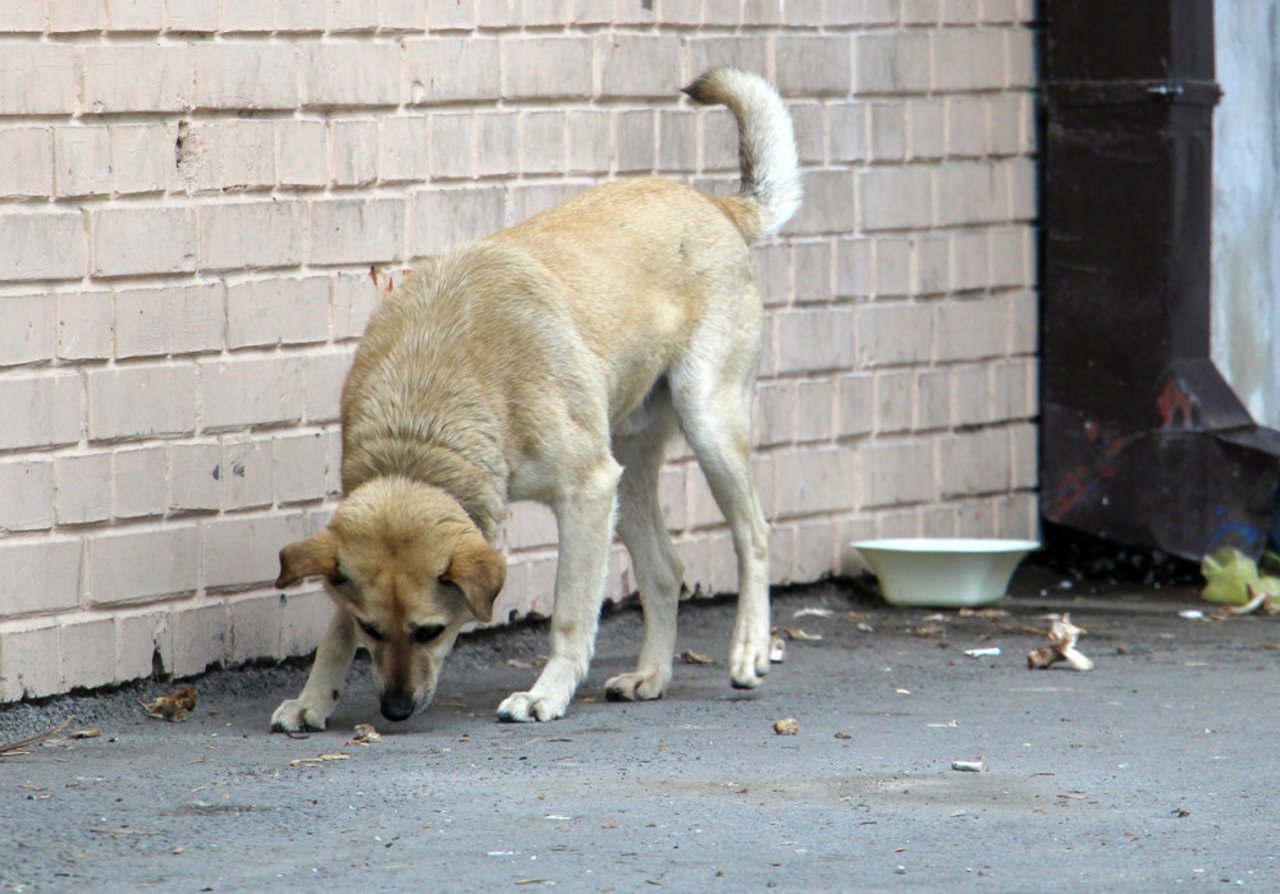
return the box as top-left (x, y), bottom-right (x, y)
top-left (280, 587), bottom-right (332, 657)
top-left (329, 118), bottom-right (378, 186)
top-left (874, 370), bottom-right (914, 434)
top-left (277, 120), bottom-right (328, 187)
top-left (411, 184), bottom-right (503, 253)
top-left (688, 36), bottom-right (768, 77)
top-left (0, 210), bottom-right (87, 281)
top-left (773, 447), bottom-right (855, 518)
top-left (1010, 421), bottom-right (1037, 489)
top-left (598, 35), bottom-right (681, 97)
top-left (380, 115), bottom-right (430, 183)
top-left (510, 184), bottom-right (582, 223)
top-left (835, 237), bottom-right (872, 299)
top-left (934, 296), bottom-right (1006, 361)
top-left (0, 459), bottom-right (55, 531)
top-left (941, 0), bottom-right (980, 24)
top-left (226, 592), bottom-right (283, 663)
top-left (475, 111), bottom-right (518, 178)
top-left (214, 435), bottom-right (272, 510)
top-left (657, 109), bottom-right (695, 173)
top-left (331, 271), bottom-right (382, 339)
top-left (902, 0), bottom-right (940, 24)
top-left (83, 45), bottom-right (192, 113)
top-left (195, 43), bottom-right (299, 109)
top-left (0, 45), bottom-right (78, 115)
top-left (788, 102), bottom-right (825, 166)
top-left (931, 30), bottom-right (1006, 92)
top-left (274, 432), bottom-right (329, 503)
top-left (874, 236), bottom-right (912, 297)
top-left (951, 363), bottom-right (992, 426)
top-left (857, 302), bottom-right (933, 368)
top-left (916, 368), bottom-right (950, 431)
top-left (564, 111), bottom-right (608, 175)
top-left (0, 293), bottom-right (55, 366)
top-left (116, 609), bottom-right (170, 682)
top-left (62, 616), bottom-right (124, 689)
top-left (0, 537), bottom-right (83, 615)
top-left (113, 446), bottom-right (168, 519)
top-left (869, 102), bottom-right (906, 162)
top-left (199, 200), bottom-right (306, 270)
top-left (936, 161), bottom-right (1010, 226)
top-left (304, 42), bottom-right (400, 108)
top-left (992, 357), bottom-right (1035, 420)
top-left (855, 32), bottom-right (931, 95)
top-left (304, 348), bottom-right (355, 422)
top-left (0, 623), bottom-right (61, 700)
top-left (506, 502), bottom-right (558, 551)
top-left (946, 96), bottom-right (988, 158)
top-left (204, 511), bottom-right (307, 589)
top-left (776, 307), bottom-right (854, 374)
top-left (501, 37), bottom-right (592, 100)
top-left (165, 0), bottom-right (218, 30)
top-left (521, 111), bottom-right (565, 175)
top-left (49, 0), bottom-right (105, 31)
top-left (116, 282), bottom-right (223, 358)
top-left (836, 373), bottom-right (874, 437)
top-left (88, 365), bottom-right (196, 440)
top-left (791, 241), bottom-right (829, 305)
top-left (1009, 288), bottom-right (1035, 354)
top-left (55, 125), bottom-right (112, 198)
top-left (105, 0), bottom-right (164, 30)
top-left (275, 0), bottom-right (326, 31)
top-left (786, 169), bottom-right (854, 236)
top-left (89, 524), bottom-right (199, 605)
top-left (310, 197), bottom-right (404, 264)
top-left (754, 381), bottom-right (796, 447)
top-left (859, 439), bottom-right (933, 508)
top-left (860, 166), bottom-right (933, 231)
top-left (199, 355), bottom-right (306, 430)
top-left (915, 233), bottom-right (950, 295)
top-left (227, 276), bottom-right (329, 349)
top-left (0, 4), bottom-right (45, 31)
top-left (615, 109), bottom-right (654, 173)
top-left (1007, 28), bottom-right (1035, 88)
top-left (701, 106), bottom-right (738, 172)
top-left (989, 225), bottom-right (1028, 287)
top-left (427, 0), bottom-right (474, 29)
top-left (428, 111), bottom-right (473, 179)
top-left (907, 98), bottom-right (946, 160)
top-left (168, 440), bottom-right (221, 512)
top-left (796, 378), bottom-right (835, 442)
top-left (1010, 156), bottom-right (1035, 220)
top-left (940, 428), bottom-right (1010, 497)
top-left (56, 453), bottom-right (112, 524)
top-left (110, 123), bottom-right (176, 195)
top-left (0, 127), bottom-right (53, 198)
top-left (219, 0), bottom-right (278, 31)
top-left (168, 602), bottom-right (228, 677)
top-left (407, 37), bottom-right (501, 103)
top-left (752, 242), bottom-right (789, 308)
top-left (0, 373), bottom-right (82, 450)
top-left (379, 0), bottom-right (428, 30)
top-left (777, 35), bottom-right (852, 97)
top-left (92, 206), bottom-right (196, 277)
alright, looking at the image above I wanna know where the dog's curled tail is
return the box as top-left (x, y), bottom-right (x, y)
top-left (683, 68), bottom-right (802, 242)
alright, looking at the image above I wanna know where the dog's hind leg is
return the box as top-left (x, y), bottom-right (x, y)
top-left (672, 362), bottom-right (772, 690)
top-left (497, 456), bottom-right (623, 722)
top-left (605, 391), bottom-right (684, 702)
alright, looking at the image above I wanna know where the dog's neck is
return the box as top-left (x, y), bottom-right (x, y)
top-left (342, 436), bottom-right (507, 543)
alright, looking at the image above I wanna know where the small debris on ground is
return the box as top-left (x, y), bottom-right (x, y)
top-left (792, 607), bottom-right (835, 620)
top-left (773, 718), bottom-right (800, 736)
top-left (1200, 547), bottom-right (1280, 607)
top-left (963, 647), bottom-right (1001, 658)
top-left (69, 729), bottom-right (101, 740)
top-left (834, 732), bottom-right (852, 740)
top-left (912, 624), bottom-right (945, 639)
top-left (1027, 614), bottom-right (1094, 672)
top-left (958, 607), bottom-right (1010, 618)
top-left (0, 717), bottom-right (74, 757)
top-left (289, 753), bottom-right (351, 767)
top-left (140, 686), bottom-right (198, 722)
top-left (847, 611), bottom-right (874, 632)
top-left (1178, 609), bottom-right (1206, 620)
top-left (679, 650), bottom-right (715, 665)
top-left (951, 760), bottom-right (988, 772)
top-left (769, 633), bottom-right (786, 663)
top-left (347, 724), bottom-right (382, 745)
top-left (783, 626), bottom-right (822, 641)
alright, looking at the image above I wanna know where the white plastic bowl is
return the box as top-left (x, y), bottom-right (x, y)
top-left (852, 538), bottom-right (1039, 608)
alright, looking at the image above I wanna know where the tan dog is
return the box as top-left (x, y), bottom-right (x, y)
top-left (271, 68), bottom-right (802, 730)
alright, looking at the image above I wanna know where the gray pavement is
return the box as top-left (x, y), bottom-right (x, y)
top-left (2, 564), bottom-right (1278, 893)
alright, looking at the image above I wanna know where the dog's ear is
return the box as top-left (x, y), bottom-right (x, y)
top-left (276, 530), bottom-right (339, 588)
top-left (442, 538), bottom-right (507, 623)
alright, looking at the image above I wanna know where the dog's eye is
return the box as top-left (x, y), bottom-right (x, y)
top-left (357, 620), bottom-right (385, 642)
top-left (329, 571), bottom-right (349, 587)
top-left (410, 624), bottom-right (446, 645)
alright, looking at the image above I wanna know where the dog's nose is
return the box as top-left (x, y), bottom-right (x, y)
top-left (380, 692), bottom-right (415, 722)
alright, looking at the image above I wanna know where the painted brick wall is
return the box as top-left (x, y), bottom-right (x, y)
top-left (0, 0), bottom-right (1039, 701)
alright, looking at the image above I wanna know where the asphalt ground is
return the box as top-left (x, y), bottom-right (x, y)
top-left (2, 563), bottom-right (1277, 893)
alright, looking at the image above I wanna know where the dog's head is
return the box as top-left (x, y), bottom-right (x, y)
top-left (275, 478), bottom-right (506, 722)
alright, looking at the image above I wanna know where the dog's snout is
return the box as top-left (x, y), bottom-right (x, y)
top-left (380, 691), bottom-right (415, 722)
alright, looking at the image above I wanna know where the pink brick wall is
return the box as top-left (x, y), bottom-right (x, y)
top-left (0, 0), bottom-right (1039, 701)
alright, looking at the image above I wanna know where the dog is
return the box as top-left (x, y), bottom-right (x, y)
top-left (270, 68), bottom-right (802, 730)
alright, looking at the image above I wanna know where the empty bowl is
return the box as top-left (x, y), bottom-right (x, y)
top-left (852, 538), bottom-right (1039, 608)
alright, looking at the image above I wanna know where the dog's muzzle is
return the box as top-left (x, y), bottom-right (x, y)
top-left (380, 691), bottom-right (415, 722)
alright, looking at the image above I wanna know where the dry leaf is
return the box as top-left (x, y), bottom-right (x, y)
top-left (140, 686), bottom-right (198, 722)
top-left (348, 724), bottom-right (382, 745)
top-left (70, 729), bottom-right (101, 740)
top-left (912, 624), bottom-right (945, 639)
top-left (679, 650), bottom-right (714, 665)
top-left (783, 626), bottom-right (822, 641)
top-left (958, 607), bottom-right (1010, 618)
top-left (792, 607), bottom-right (835, 620)
top-left (769, 635), bottom-right (786, 663)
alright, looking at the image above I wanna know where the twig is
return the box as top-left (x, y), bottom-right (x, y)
top-left (0, 717), bottom-right (74, 757)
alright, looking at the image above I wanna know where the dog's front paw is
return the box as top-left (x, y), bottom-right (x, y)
top-left (604, 668), bottom-right (669, 702)
top-left (271, 698), bottom-right (330, 733)
top-left (496, 691), bottom-right (568, 723)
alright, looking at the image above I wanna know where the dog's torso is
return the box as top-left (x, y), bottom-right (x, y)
top-left (341, 177), bottom-right (757, 520)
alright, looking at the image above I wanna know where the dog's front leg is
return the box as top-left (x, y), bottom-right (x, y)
top-left (271, 607), bottom-right (357, 732)
top-left (498, 460), bottom-right (622, 722)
